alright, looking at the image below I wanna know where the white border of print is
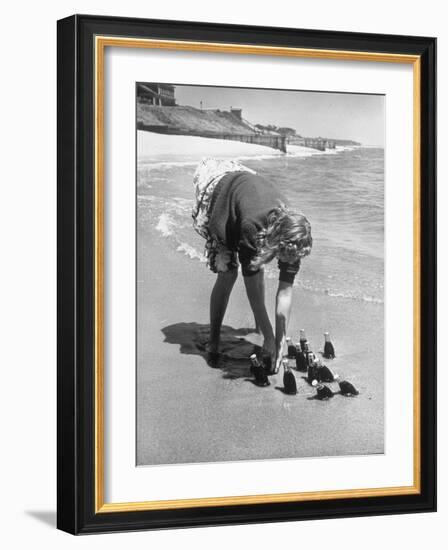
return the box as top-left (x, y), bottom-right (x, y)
top-left (104, 46), bottom-right (413, 504)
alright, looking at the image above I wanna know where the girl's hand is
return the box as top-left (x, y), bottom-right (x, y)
top-left (275, 336), bottom-right (286, 374)
top-left (274, 356), bottom-right (283, 374)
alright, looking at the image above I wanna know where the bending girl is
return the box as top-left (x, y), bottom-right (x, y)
top-left (192, 158), bottom-right (312, 373)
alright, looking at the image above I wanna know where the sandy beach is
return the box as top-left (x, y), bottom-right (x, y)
top-left (136, 133), bottom-right (384, 465)
top-left (137, 230), bottom-right (384, 466)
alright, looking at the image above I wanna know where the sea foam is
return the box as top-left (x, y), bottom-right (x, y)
top-left (176, 242), bottom-right (206, 262)
top-left (155, 213), bottom-right (175, 237)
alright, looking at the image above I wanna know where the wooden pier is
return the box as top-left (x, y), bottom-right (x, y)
top-left (219, 133), bottom-right (286, 153)
top-left (287, 136), bottom-right (336, 151)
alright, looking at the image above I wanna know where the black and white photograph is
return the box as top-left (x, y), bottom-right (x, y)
top-left (136, 83), bottom-right (385, 466)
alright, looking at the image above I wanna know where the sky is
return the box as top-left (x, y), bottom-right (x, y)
top-left (173, 84), bottom-right (385, 147)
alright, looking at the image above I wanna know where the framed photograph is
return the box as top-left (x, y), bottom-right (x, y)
top-left (57, 14), bottom-right (436, 534)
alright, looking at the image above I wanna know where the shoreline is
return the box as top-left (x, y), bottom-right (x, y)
top-left (137, 130), bottom-right (368, 168)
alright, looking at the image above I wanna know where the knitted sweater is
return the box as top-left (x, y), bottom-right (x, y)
top-left (207, 171), bottom-right (300, 283)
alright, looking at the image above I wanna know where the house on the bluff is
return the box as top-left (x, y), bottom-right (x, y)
top-left (137, 83), bottom-right (176, 106)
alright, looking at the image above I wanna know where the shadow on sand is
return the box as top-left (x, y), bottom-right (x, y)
top-left (161, 322), bottom-right (260, 379)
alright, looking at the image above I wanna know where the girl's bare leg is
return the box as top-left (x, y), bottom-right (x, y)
top-left (208, 269), bottom-right (238, 353)
top-left (253, 272), bottom-right (265, 334)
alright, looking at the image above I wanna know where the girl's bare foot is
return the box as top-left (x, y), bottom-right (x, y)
top-left (206, 351), bottom-right (221, 368)
top-left (205, 341), bottom-right (219, 354)
top-left (205, 341), bottom-right (221, 367)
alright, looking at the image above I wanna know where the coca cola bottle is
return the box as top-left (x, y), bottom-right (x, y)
top-left (338, 380), bottom-right (359, 396)
top-left (299, 329), bottom-right (307, 351)
top-left (307, 352), bottom-right (318, 385)
top-left (249, 354), bottom-right (270, 387)
top-left (316, 359), bottom-right (338, 383)
top-left (323, 332), bottom-right (336, 359)
top-left (295, 344), bottom-right (308, 372)
top-left (316, 384), bottom-right (334, 400)
top-left (286, 337), bottom-right (297, 358)
top-left (282, 359), bottom-right (297, 395)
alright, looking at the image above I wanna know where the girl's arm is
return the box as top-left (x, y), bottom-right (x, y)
top-left (243, 270), bottom-right (275, 357)
top-left (274, 280), bottom-right (294, 372)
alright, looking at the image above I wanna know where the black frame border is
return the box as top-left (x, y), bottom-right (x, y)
top-left (57, 14), bottom-right (436, 534)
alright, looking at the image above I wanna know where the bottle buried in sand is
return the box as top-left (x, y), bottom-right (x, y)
top-left (249, 354), bottom-right (270, 387)
top-left (316, 359), bottom-right (339, 383)
top-left (338, 380), bottom-right (359, 396)
top-left (307, 352), bottom-right (318, 385)
top-left (286, 337), bottom-right (297, 359)
top-left (323, 332), bottom-right (336, 359)
top-left (282, 359), bottom-right (297, 395)
top-left (299, 329), bottom-right (307, 351)
top-left (315, 384), bottom-right (334, 400)
top-left (295, 343), bottom-right (308, 372)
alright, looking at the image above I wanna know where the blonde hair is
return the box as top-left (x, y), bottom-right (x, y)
top-left (250, 205), bottom-right (312, 271)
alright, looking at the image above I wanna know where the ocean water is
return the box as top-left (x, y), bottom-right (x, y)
top-left (137, 144), bottom-right (384, 304)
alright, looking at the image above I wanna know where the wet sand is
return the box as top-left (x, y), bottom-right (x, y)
top-left (136, 224), bottom-right (384, 466)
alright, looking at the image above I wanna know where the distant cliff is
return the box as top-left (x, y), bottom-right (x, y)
top-left (137, 104), bottom-right (256, 136)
